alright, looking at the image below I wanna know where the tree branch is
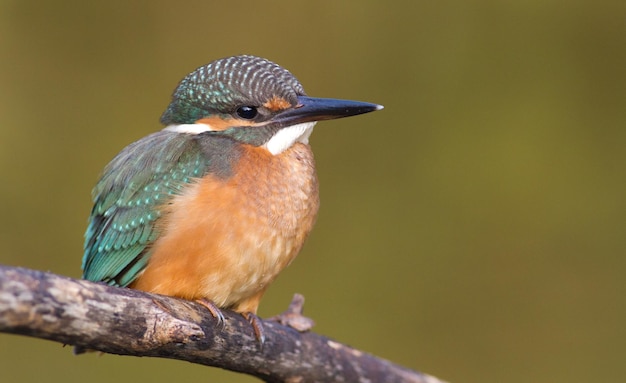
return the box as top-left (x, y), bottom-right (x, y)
top-left (0, 265), bottom-right (446, 383)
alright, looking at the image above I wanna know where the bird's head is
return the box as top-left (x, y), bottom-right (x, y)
top-left (160, 55), bottom-right (382, 155)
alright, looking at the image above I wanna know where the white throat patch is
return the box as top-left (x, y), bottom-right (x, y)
top-left (263, 122), bottom-right (316, 155)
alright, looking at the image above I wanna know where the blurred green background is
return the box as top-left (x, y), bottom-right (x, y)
top-left (1, 1), bottom-right (624, 382)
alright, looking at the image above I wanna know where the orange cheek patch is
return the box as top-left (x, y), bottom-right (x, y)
top-left (195, 116), bottom-right (258, 131)
top-left (263, 96), bottom-right (292, 112)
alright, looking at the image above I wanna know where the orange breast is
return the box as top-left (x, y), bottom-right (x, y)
top-left (131, 142), bottom-right (319, 313)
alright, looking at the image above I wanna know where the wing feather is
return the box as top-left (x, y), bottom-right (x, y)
top-left (82, 131), bottom-right (210, 286)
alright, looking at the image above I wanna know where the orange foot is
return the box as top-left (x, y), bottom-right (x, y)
top-left (268, 293), bottom-right (315, 332)
top-left (196, 298), bottom-right (226, 327)
top-left (241, 311), bottom-right (266, 345)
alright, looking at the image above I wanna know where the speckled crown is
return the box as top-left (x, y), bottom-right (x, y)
top-left (160, 55), bottom-right (306, 125)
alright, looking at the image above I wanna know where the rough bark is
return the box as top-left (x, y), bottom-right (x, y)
top-left (0, 265), bottom-right (446, 383)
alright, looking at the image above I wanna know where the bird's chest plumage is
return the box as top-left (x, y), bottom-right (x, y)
top-left (131, 142), bottom-right (319, 311)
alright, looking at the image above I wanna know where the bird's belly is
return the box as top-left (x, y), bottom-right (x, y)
top-left (131, 143), bottom-right (319, 312)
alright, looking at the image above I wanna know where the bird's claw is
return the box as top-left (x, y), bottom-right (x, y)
top-left (241, 312), bottom-right (266, 346)
top-left (196, 299), bottom-right (265, 347)
top-left (196, 298), bottom-right (226, 328)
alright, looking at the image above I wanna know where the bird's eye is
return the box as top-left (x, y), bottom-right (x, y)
top-left (236, 105), bottom-right (258, 119)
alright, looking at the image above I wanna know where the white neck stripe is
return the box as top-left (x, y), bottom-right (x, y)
top-left (163, 123), bottom-right (215, 134)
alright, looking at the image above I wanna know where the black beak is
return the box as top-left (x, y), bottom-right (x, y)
top-left (275, 96), bottom-right (383, 126)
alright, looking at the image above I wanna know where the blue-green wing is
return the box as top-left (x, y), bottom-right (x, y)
top-left (82, 131), bottom-right (209, 286)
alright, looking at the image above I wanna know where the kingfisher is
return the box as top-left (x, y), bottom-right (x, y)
top-left (81, 55), bottom-right (382, 342)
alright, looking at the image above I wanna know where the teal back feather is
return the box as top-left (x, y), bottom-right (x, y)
top-left (82, 131), bottom-right (213, 286)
